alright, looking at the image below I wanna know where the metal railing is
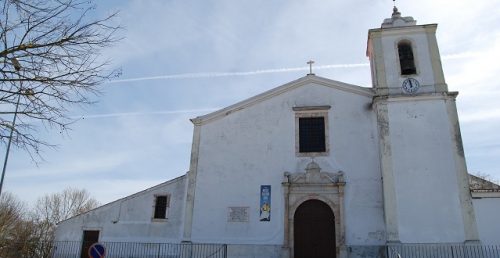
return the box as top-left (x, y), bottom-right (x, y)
top-left (2, 242), bottom-right (500, 258)
top-left (1, 241), bottom-right (227, 258)
top-left (345, 244), bottom-right (500, 258)
top-left (386, 244), bottom-right (500, 258)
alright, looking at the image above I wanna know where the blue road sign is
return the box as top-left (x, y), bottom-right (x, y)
top-left (88, 243), bottom-right (106, 258)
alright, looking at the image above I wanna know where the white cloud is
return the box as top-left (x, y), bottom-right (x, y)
top-left (460, 109), bottom-right (500, 123)
top-left (10, 152), bottom-right (131, 179)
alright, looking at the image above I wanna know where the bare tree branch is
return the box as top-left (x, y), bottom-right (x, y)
top-left (33, 187), bottom-right (99, 226)
top-left (0, 0), bottom-right (122, 160)
top-left (0, 190), bottom-right (99, 257)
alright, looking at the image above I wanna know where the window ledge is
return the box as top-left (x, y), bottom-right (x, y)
top-left (151, 218), bottom-right (168, 222)
top-left (297, 152), bottom-right (329, 157)
top-left (293, 105), bottom-right (331, 112)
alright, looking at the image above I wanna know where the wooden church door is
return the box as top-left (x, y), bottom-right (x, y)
top-left (294, 199), bottom-right (336, 258)
top-left (80, 230), bottom-right (99, 258)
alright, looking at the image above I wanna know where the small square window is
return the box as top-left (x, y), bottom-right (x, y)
top-left (299, 117), bottom-right (326, 153)
top-left (153, 195), bottom-right (169, 219)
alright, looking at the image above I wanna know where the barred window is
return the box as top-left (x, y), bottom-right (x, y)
top-left (299, 117), bottom-right (326, 153)
top-left (294, 106), bottom-right (330, 156)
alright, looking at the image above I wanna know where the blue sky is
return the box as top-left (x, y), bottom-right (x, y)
top-left (3, 0), bottom-right (500, 205)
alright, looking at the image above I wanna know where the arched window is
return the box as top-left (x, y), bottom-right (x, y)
top-left (398, 41), bottom-right (416, 75)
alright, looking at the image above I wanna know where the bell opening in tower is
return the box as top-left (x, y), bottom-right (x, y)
top-left (398, 41), bottom-right (416, 75)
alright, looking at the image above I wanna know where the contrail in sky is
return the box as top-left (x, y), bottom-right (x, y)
top-left (107, 52), bottom-right (478, 84)
top-left (72, 108), bottom-right (219, 120)
top-left (74, 51), bottom-right (484, 120)
top-left (107, 63), bottom-right (368, 84)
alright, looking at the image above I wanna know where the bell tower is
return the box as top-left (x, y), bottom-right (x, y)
top-left (367, 7), bottom-right (480, 244)
top-left (367, 6), bottom-right (447, 96)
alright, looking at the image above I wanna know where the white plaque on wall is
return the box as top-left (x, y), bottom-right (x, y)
top-left (227, 207), bottom-right (249, 222)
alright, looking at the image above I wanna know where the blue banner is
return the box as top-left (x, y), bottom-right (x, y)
top-left (260, 185), bottom-right (271, 221)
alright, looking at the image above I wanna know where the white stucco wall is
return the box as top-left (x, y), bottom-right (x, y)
top-left (473, 197), bottom-right (500, 244)
top-left (189, 80), bottom-right (386, 246)
top-left (387, 99), bottom-right (466, 243)
top-left (54, 175), bottom-right (187, 243)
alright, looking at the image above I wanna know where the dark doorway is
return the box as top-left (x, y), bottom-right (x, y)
top-left (294, 200), bottom-right (335, 258)
top-left (80, 230), bottom-right (99, 258)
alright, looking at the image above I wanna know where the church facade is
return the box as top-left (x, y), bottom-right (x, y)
top-left (55, 8), bottom-right (500, 258)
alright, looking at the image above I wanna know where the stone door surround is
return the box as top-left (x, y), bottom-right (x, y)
top-left (282, 161), bottom-right (346, 258)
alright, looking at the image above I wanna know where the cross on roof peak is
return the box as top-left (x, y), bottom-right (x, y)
top-left (307, 60), bottom-right (315, 75)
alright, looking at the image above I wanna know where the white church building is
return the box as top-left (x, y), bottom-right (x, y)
top-left (54, 7), bottom-right (500, 258)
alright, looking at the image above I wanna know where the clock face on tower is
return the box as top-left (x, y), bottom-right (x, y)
top-left (402, 78), bottom-right (420, 94)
